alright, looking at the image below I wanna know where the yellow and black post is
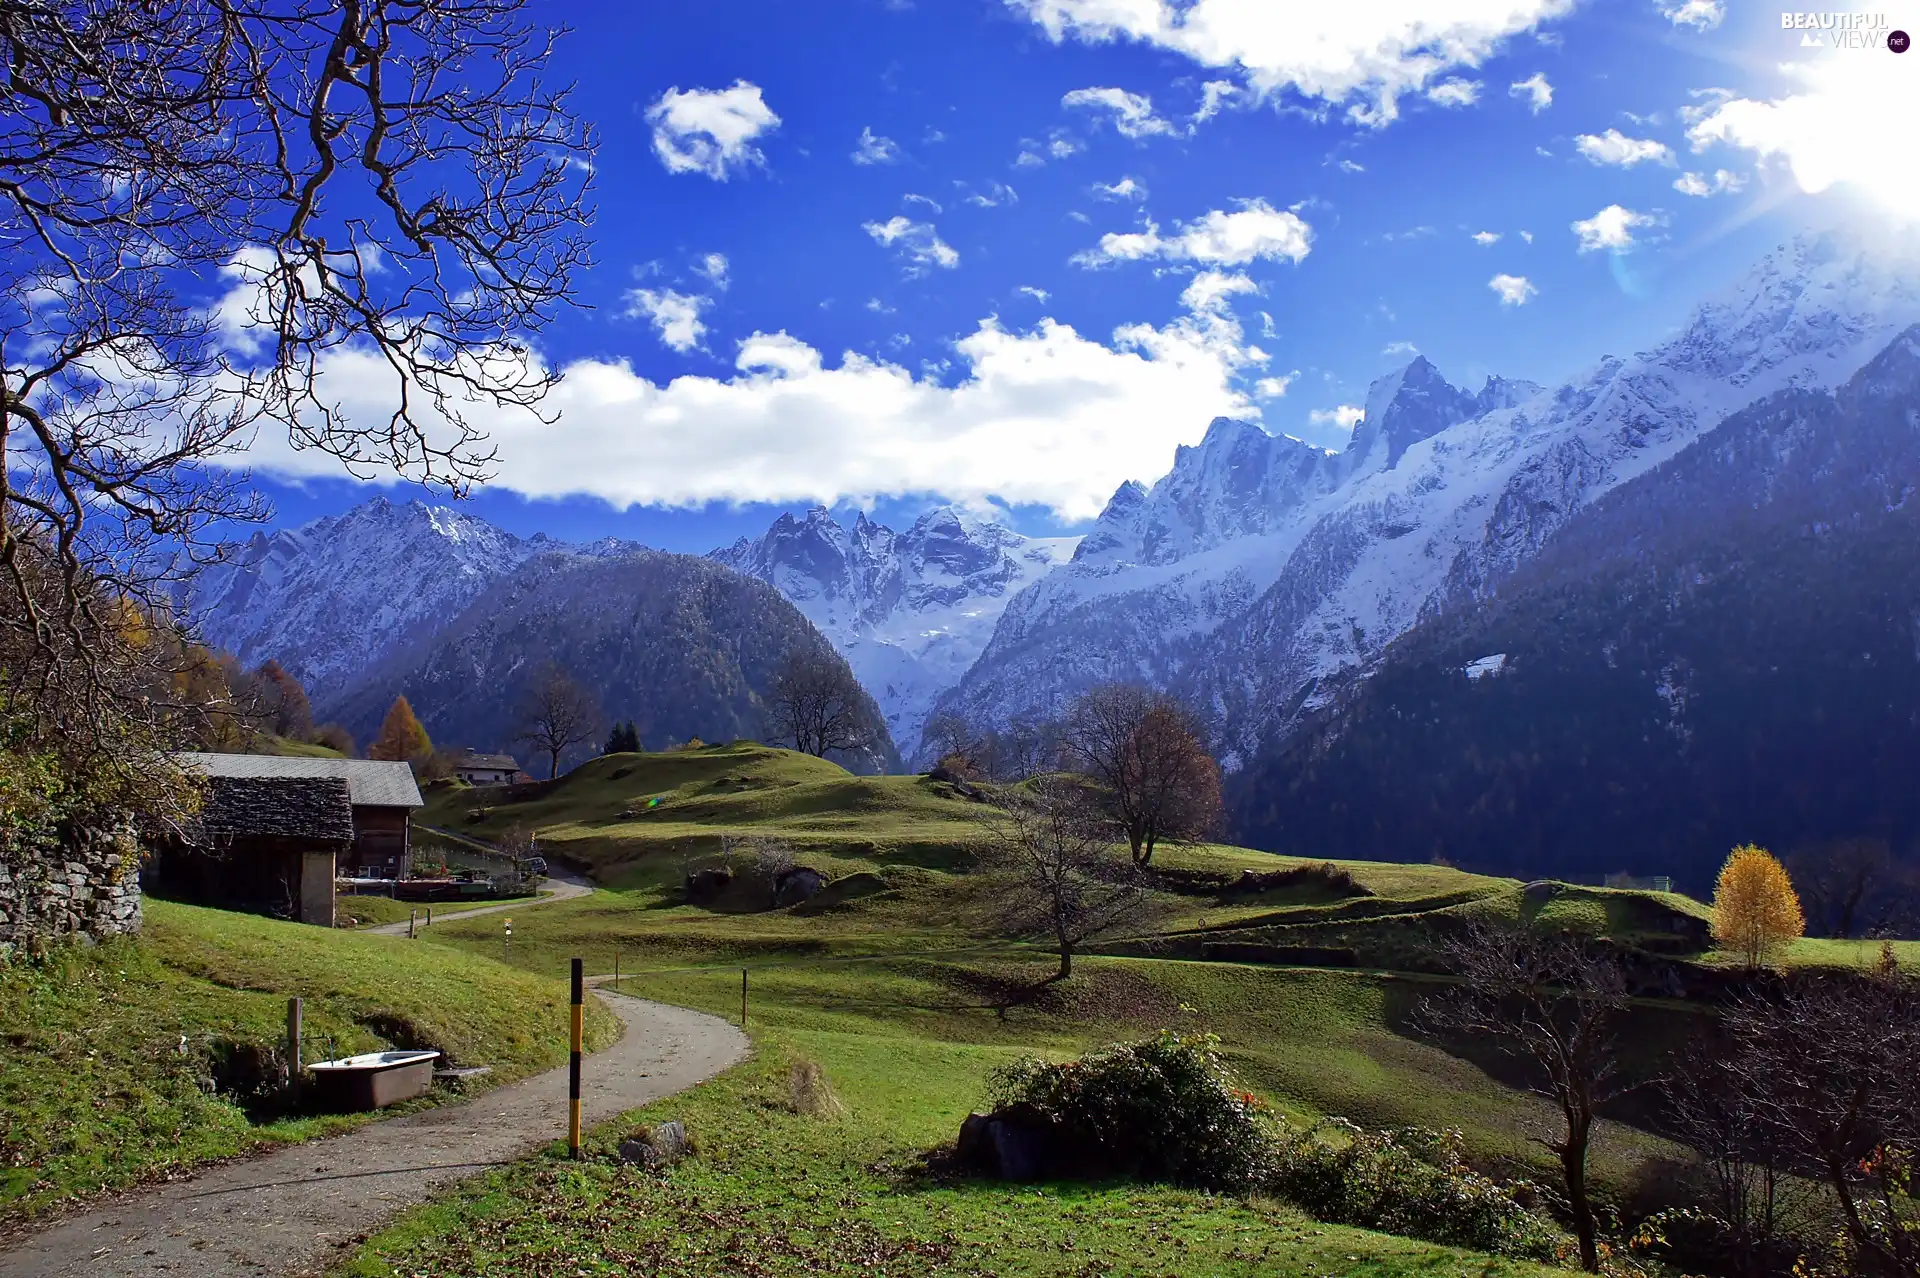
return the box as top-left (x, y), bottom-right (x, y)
top-left (568, 957), bottom-right (584, 1159)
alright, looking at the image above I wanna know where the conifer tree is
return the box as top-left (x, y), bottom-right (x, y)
top-left (368, 696), bottom-right (434, 770)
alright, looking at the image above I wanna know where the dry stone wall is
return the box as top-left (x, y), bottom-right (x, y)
top-left (0, 821), bottom-right (143, 959)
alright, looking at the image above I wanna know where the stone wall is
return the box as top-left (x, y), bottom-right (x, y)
top-left (0, 820), bottom-right (143, 959)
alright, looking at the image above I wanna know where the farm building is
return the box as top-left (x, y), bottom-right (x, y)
top-left (147, 756), bottom-right (427, 925)
top-left (452, 750), bottom-right (523, 786)
top-left (147, 776), bottom-right (355, 925)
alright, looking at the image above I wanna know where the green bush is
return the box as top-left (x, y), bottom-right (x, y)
top-left (989, 1031), bottom-right (1275, 1191)
top-left (1268, 1118), bottom-right (1563, 1261)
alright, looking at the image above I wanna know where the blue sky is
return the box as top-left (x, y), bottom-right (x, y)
top-left (241, 0), bottom-right (1920, 551)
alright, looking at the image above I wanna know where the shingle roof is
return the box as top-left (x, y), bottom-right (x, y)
top-left (177, 754), bottom-right (425, 808)
top-left (456, 751), bottom-right (521, 772)
top-left (198, 776), bottom-right (356, 842)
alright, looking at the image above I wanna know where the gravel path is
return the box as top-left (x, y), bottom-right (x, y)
top-left (0, 990), bottom-right (748, 1278)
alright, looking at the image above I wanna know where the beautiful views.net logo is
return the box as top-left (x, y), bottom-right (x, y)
top-left (1780, 11), bottom-right (1911, 50)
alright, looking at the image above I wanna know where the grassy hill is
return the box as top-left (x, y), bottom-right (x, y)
top-left (0, 900), bottom-right (618, 1221)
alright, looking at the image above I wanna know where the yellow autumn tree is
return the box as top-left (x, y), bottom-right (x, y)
top-left (367, 695), bottom-right (433, 769)
top-left (1711, 844), bottom-right (1805, 969)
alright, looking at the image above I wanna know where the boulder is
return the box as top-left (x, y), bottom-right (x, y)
top-left (773, 866), bottom-right (828, 907)
top-left (618, 1119), bottom-right (690, 1170)
top-left (952, 1103), bottom-right (1061, 1181)
top-left (684, 868), bottom-right (733, 903)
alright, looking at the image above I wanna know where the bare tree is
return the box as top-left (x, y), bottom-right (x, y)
top-left (981, 775), bottom-right (1149, 980)
top-left (1061, 684), bottom-right (1222, 866)
top-left (1788, 839), bottom-right (1913, 939)
top-left (1666, 1053), bottom-right (1822, 1278)
top-left (1, 0), bottom-right (592, 812)
top-left (1419, 920), bottom-right (1630, 1272)
top-left (765, 647), bottom-right (875, 759)
top-left (1720, 968), bottom-right (1920, 1277)
top-left (514, 665), bottom-right (599, 780)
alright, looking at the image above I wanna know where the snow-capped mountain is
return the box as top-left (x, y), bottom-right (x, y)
top-left (712, 506), bottom-right (1078, 759)
top-left (191, 497), bottom-right (581, 699)
top-left (935, 234), bottom-right (1920, 764)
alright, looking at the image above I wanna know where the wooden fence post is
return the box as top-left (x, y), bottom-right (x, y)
top-left (568, 957), bottom-right (584, 1159)
top-left (408, 908), bottom-right (416, 939)
top-left (741, 967), bottom-right (748, 1028)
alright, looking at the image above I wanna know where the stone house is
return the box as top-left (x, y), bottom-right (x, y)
top-left (148, 776), bottom-right (354, 926)
top-left (452, 750), bottom-right (523, 787)
top-left (175, 754), bottom-right (424, 880)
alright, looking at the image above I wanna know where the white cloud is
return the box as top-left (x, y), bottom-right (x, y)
top-left (1063, 86), bottom-right (1180, 138)
top-left (1196, 79), bottom-right (1241, 122)
top-left (1382, 340), bottom-right (1419, 356)
top-left (1335, 158), bottom-right (1365, 173)
top-left (1011, 1), bottom-right (1574, 127)
top-left (1571, 204), bottom-right (1660, 253)
top-left (1093, 177), bottom-right (1148, 201)
top-left (1471, 230), bottom-right (1502, 245)
top-left (624, 288), bottom-right (712, 352)
top-left (864, 216), bottom-right (960, 273)
top-left (903, 193), bottom-right (944, 212)
top-left (865, 298), bottom-right (895, 314)
top-left (962, 181), bottom-right (1019, 208)
top-left (1016, 285), bottom-right (1051, 303)
top-left (1509, 72), bottom-right (1553, 113)
top-left (1309, 404), bottom-right (1365, 431)
top-left (1254, 374), bottom-right (1293, 399)
top-left (1426, 78), bottom-right (1481, 108)
top-left (852, 126), bottom-right (904, 166)
top-left (1015, 149), bottom-right (1046, 169)
top-left (1487, 273), bottom-right (1537, 305)
top-left (230, 299), bottom-right (1269, 523)
top-left (1672, 168), bottom-right (1744, 197)
top-left (1520, 229), bottom-right (1534, 243)
top-left (1575, 128), bottom-right (1673, 167)
top-left (1180, 270), bottom-right (1259, 314)
top-left (1050, 134), bottom-right (1083, 158)
top-left (695, 253), bottom-right (730, 289)
top-left (646, 81), bottom-right (780, 180)
top-left (1685, 54), bottom-right (1920, 221)
top-left (1661, 0), bottom-right (1723, 30)
top-left (1078, 199), bottom-right (1312, 268)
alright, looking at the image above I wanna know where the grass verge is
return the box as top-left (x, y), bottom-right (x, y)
top-left (0, 899), bottom-right (617, 1222)
top-left (336, 1013), bottom-right (1568, 1278)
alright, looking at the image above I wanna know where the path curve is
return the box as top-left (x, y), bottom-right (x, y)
top-left (362, 864), bottom-right (594, 937)
top-left (1, 990), bottom-right (748, 1278)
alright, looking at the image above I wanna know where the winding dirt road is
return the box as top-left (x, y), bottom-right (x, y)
top-left (1, 990), bottom-right (748, 1278)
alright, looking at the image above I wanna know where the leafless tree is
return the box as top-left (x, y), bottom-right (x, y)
top-left (765, 647), bottom-right (875, 759)
top-left (0, 0), bottom-right (592, 801)
top-left (981, 774), bottom-right (1149, 980)
top-left (1788, 839), bottom-right (1914, 939)
top-left (1719, 968), bottom-right (1920, 1277)
top-left (1418, 920), bottom-right (1630, 1272)
top-left (1061, 684), bottom-right (1222, 866)
top-left (514, 664), bottom-right (599, 780)
top-left (1666, 1053), bottom-right (1823, 1278)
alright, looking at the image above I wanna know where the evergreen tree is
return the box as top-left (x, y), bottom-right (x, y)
top-left (368, 695), bottom-right (434, 769)
top-left (604, 720), bottom-right (640, 755)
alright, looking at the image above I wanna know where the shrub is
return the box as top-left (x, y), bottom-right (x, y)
top-left (1267, 1119), bottom-right (1562, 1261)
top-left (989, 1031), bottom-right (1274, 1191)
top-left (788, 1058), bottom-right (847, 1118)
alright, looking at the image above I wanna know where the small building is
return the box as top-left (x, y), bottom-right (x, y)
top-left (150, 776), bottom-right (355, 925)
top-left (452, 750), bottom-right (523, 787)
top-left (176, 754), bottom-right (425, 880)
